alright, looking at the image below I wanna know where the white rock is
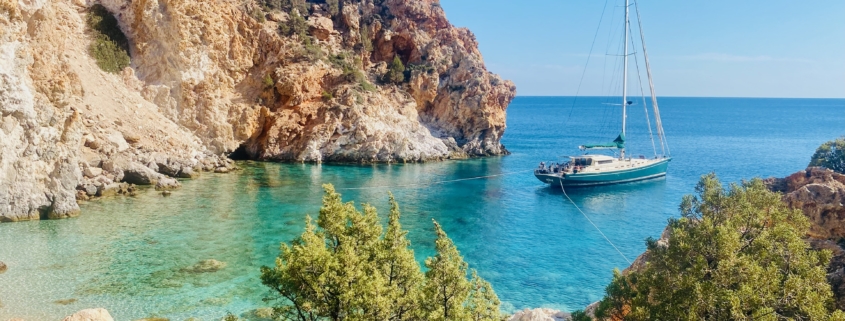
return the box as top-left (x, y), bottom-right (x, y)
top-left (508, 308), bottom-right (570, 321)
top-left (62, 308), bottom-right (114, 321)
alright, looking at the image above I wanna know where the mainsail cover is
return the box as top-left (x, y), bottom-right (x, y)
top-left (580, 133), bottom-right (626, 150)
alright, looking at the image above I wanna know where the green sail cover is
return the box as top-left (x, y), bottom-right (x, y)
top-left (580, 133), bottom-right (626, 150)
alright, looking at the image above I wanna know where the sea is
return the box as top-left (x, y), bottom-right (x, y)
top-left (1, 97), bottom-right (843, 320)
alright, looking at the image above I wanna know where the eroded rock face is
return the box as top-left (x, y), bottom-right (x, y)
top-left (766, 167), bottom-right (845, 239)
top-left (766, 167), bottom-right (845, 310)
top-left (0, 1), bottom-right (83, 221)
top-left (0, 0), bottom-right (513, 220)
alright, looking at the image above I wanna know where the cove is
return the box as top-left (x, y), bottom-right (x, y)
top-left (1, 97), bottom-right (843, 320)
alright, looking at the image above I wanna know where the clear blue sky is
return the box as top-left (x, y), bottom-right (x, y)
top-left (440, 0), bottom-right (845, 98)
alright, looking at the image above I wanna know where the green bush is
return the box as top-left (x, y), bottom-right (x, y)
top-left (810, 137), bottom-right (845, 173)
top-left (262, 74), bottom-right (274, 88)
top-left (594, 174), bottom-right (844, 321)
top-left (86, 4), bottom-right (131, 73)
top-left (384, 55), bottom-right (406, 84)
top-left (261, 0), bottom-right (307, 14)
top-left (359, 80), bottom-right (377, 92)
top-left (321, 90), bottom-right (333, 101)
top-left (260, 185), bottom-right (502, 321)
top-left (360, 23), bottom-right (373, 52)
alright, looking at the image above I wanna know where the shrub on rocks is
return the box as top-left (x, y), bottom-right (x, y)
top-left (593, 174), bottom-right (845, 320)
top-left (810, 137), bottom-right (845, 174)
top-left (86, 5), bottom-right (131, 73)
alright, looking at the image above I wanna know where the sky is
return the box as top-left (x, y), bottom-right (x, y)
top-left (439, 0), bottom-right (845, 98)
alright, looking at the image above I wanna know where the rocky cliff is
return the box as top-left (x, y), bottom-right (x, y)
top-left (0, 0), bottom-right (514, 221)
top-left (766, 167), bottom-right (845, 310)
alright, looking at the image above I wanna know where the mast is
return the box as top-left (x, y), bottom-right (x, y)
top-left (621, 0), bottom-right (629, 159)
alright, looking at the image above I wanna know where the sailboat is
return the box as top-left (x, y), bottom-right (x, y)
top-left (534, 0), bottom-right (671, 187)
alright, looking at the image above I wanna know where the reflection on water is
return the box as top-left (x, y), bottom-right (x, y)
top-left (1, 97), bottom-right (843, 320)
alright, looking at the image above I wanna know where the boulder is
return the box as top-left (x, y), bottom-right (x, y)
top-left (154, 177), bottom-right (181, 190)
top-left (123, 162), bottom-right (162, 185)
top-left (156, 160), bottom-right (181, 177)
top-left (78, 183), bottom-right (98, 196)
top-left (308, 16), bottom-right (334, 40)
top-left (177, 166), bottom-right (198, 178)
top-left (97, 183), bottom-right (121, 197)
top-left (83, 165), bottom-right (103, 178)
top-left (62, 308), bottom-right (114, 321)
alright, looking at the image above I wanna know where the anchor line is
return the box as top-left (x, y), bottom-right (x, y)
top-left (559, 180), bottom-right (632, 265)
top-left (335, 169), bottom-right (535, 190)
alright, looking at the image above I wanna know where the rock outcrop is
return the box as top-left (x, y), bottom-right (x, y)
top-left (766, 167), bottom-right (845, 310)
top-left (0, 0), bottom-right (513, 221)
top-left (62, 308), bottom-right (115, 321)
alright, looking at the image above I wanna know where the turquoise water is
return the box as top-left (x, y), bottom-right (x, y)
top-left (1, 97), bottom-right (843, 320)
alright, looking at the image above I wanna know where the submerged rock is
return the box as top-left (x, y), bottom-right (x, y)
top-left (62, 308), bottom-right (114, 321)
top-left (54, 298), bottom-right (78, 305)
top-left (0, 261), bottom-right (7, 273)
top-left (182, 259), bottom-right (227, 273)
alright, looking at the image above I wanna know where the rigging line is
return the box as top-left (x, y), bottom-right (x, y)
top-left (633, 0), bottom-right (670, 156)
top-left (335, 169), bottom-right (535, 191)
top-left (629, 22), bottom-right (658, 157)
top-left (565, 0), bottom-right (611, 128)
top-left (559, 180), bottom-right (632, 265)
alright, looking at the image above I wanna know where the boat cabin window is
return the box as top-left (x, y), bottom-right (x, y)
top-left (573, 158), bottom-right (593, 166)
top-left (597, 160), bottom-right (613, 165)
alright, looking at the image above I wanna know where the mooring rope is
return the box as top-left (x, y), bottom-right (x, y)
top-left (336, 169), bottom-right (535, 190)
top-left (559, 180), bottom-right (632, 265)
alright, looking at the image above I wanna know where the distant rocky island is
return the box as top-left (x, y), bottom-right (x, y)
top-left (0, 0), bottom-right (515, 222)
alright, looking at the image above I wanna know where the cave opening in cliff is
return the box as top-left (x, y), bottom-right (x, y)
top-left (86, 4), bottom-right (132, 73)
top-left (229, 144), bottom-right (252, 161)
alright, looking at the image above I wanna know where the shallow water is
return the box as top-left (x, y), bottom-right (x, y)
top-left (1, 97), bottom-right (843, 320)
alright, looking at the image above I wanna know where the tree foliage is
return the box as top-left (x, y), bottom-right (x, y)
top-left (810, 137), bottom-right (845, 174)
top-left (594, 174), bottom-right (845, 321)
top-left (261, 185), bottom-right (502, 321)
top-left (385, 55), bottom-right (406, 84)
top-left (86, 4), bottom-right (131, 73)
top-left (262, 0), bottom-right (308, 14)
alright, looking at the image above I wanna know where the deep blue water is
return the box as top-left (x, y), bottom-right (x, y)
top-left (0, 97), bottom-right (843, 320)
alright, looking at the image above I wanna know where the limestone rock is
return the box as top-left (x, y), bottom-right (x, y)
top-left (508, 308), bottom-right (570, 321)
top-left (154, 177), bottom-right (181, 190)
top-left (1, 0), bottom-right (513, 221)
top-left (765, 167), bottom-right (845, 310)
top-left (123, 163), bottom-right (162, 186)
top-left (308, 16), bottom-right (335, 41)
top-left (62, 308), bottom-right (115, 321)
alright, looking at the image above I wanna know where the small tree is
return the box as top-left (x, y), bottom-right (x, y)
top-left (422, 220), bottom-right (471, 321)
top-left (261, 185), bottom-right (503, 321)
top-left (810, 137), bottom-right (845, 174)
top-left (385, 55), bottom-right (406, 84)
top-left (467, 270), bottom-right (501, 321)
top-left (594, 174), bottom-right (845, 321)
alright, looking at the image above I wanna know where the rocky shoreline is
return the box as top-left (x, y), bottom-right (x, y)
top-left (0, 0), bottom-right (514, 222)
